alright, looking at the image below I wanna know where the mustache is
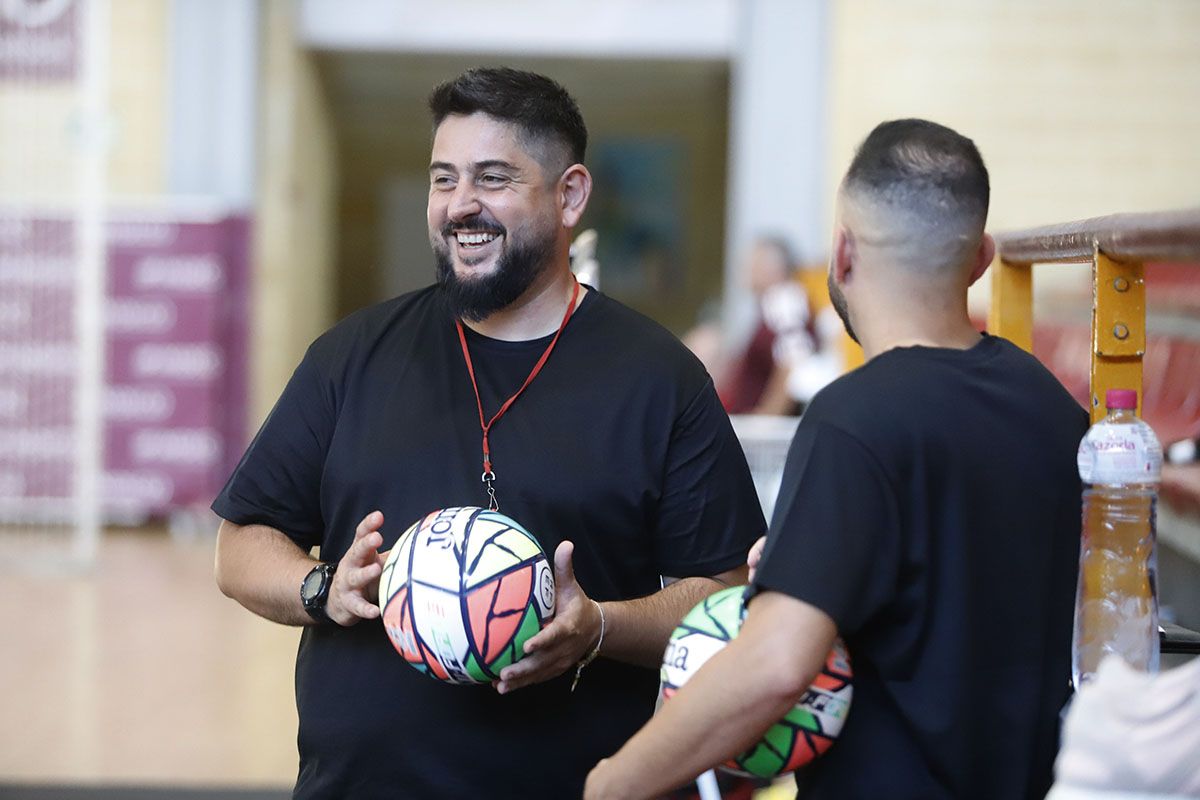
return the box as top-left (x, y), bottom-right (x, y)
top-left (441, 216), bottom-right (506, 238)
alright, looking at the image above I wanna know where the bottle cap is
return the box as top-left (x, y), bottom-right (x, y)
top-left (1105, 389), bottom-right (1138, 410)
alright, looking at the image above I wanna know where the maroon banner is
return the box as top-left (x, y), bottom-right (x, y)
top-left (0, 209), bottom-right (251, 519)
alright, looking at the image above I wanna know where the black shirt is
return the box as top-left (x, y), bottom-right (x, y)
top-left (753, 334), bottom-right (1088, 800)
top-left (213, 285), bottom-right (764, 799)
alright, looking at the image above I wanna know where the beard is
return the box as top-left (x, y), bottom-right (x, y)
top-left (433, 214), bottom-right (557, 323)
top-left (827, 270), bottom-right (859, 344)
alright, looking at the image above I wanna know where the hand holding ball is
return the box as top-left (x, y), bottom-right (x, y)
top-left (380, 507), bottom-right (555, 684)
top-left (661, 586), bottom-right (853, 777)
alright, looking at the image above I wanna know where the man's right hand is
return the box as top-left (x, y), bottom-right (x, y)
top-left (747, 535), bottom-right (767, 583)
top-left (325, 510), bottom-right (388, 626)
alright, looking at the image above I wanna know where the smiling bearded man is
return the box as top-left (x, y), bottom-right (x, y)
top-left (211, 67), bottom-right (765, 799)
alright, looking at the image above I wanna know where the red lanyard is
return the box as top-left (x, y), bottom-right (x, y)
top-left (455, 278), bottom-right (580, 510)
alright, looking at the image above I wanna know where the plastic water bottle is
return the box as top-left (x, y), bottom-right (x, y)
top-left (1072, 389), bottom-right (1163, 690)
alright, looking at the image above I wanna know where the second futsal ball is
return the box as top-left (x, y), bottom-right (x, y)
top-left (661, 585), bottom-right (853, 776)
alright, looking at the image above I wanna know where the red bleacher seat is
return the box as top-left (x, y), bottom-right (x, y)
top-left (1161, 465), bottom-right (1200, 520)
top-left (1032, 323), bottom-right (1200, 519)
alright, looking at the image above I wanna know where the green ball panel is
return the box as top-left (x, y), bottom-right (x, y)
top-left (782, 704), bottom-right (819, 732)
top-left (489, 641), bottom-right (518, 675)
top-left (676, 585), bottom-right (746, 640)
top-left (464, 651), bottom-right (491, 683)
top-left (760, 722), bottom-right (797, 760)
top-left (736, 736), bottom-right (788, 778)
top-left (487, 605), bottom-right (540, 672)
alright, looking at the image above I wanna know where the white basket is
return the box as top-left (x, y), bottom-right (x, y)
top-left (729, 414), bottom-right (800, 522)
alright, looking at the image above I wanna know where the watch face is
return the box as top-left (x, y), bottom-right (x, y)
top-left (301, 567), bottom-right (326, 601)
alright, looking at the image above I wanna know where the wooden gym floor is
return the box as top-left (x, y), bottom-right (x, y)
top-left (1, 528), bottom-right (299, 793)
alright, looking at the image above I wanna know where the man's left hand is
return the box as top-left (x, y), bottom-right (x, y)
top-left (495, 540), bottom-right (601, 694)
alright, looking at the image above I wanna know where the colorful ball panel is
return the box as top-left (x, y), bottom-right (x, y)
top-left (381, 506), bottom-right (555, 685)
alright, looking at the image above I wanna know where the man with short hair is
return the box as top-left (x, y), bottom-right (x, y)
top-left (586, 119), bottom-right (1088, 800)
top-left (213, 67), bottom-right (763, 799)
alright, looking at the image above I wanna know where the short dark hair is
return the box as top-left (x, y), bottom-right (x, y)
top-left (428, 67), bottom-right (588, 175)
top-left (844, 118), bottom-right (989, 225)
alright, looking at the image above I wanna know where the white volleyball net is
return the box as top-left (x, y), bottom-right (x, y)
top-left (0, 0), bottom-right (108, 569)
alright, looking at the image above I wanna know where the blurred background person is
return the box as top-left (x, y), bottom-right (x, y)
top-left (718, 236), bottom-right (816, 416)
top-left (784, 303), bottom-right (852, 409)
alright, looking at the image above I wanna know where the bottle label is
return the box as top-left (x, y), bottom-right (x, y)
top-left (1078, 422), bottom-right (1163, 484)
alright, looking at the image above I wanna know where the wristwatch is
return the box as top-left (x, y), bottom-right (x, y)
top-left (300, 562), bottom-right (337, 624)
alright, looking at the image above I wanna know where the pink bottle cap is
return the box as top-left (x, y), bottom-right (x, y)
top-left (1105, 389), bottom-right (1138, 410)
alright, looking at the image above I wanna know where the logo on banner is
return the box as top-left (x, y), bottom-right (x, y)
top-left (0, 0), bottom-right (77, 80)
top-left (1, 0), bottom-right (74, 27)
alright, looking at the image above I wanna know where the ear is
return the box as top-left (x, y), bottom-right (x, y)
top-left (967, 232), bottom-right (995, 288)
top-left (832, 226), bottom-right (855, 284)
top-left (559, 164), bottom-right (592, 228)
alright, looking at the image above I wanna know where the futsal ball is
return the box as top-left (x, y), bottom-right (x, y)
top-left (380, 506), bottom-right (555, 685)
top-left (660, 585), bottom-right (852, 777)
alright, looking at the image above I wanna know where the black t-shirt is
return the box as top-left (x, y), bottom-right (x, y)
top-left (752, 334), bottom-right (1088, 800)
top-left (213, 285), bottom-right (764, 799)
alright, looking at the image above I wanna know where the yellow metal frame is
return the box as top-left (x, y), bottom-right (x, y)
top-left (1090, 247), bottom-right (1145, 422)
top-left (990, 246), bottom-right (1146, 424)
top-left (989, 257), bottom-right (1032, 352)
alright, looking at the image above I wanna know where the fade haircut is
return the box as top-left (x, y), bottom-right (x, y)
top-left (844, 119), bottom-right (989, 234)
top-left (428, 67), bottom-right (588, 180)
